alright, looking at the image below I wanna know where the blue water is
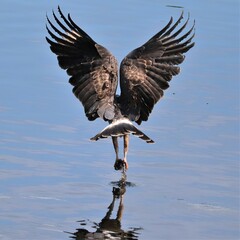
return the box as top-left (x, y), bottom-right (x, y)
top-left (0, 1), bottom-right (239, 239)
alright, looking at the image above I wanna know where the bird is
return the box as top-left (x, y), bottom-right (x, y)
top-left (46, 6), bottom-right (195, 171)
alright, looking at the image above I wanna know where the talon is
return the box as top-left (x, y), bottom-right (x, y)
top-left (114, 159), bottom-right (124, 171)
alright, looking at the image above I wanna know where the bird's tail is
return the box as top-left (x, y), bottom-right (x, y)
top-left (90, 118), bottom-right (154, 143)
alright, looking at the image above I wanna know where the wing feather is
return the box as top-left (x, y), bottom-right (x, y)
top-left (46, 7), bottom-right (118, 121)
top-left (120, 12), bottom-right (195, 124)
top-left (161, 12), bottom-right (184, 38)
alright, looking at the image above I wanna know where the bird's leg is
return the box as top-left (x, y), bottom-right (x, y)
top-left (112, 137), bottom-right (122, 170)
top-left (123, 135), bottom-right (129, 170)
top-left (112, 136), bottom-right (119, 160)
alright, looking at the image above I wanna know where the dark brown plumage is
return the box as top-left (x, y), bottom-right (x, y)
top-left (46, 7), bottom-right (195, 170)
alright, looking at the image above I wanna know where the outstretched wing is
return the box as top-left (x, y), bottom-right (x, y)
top-left (120, 12), bottom-right (195, 124)
top-left (46, 6), bottom-right (118, 121)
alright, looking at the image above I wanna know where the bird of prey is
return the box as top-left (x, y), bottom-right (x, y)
top-left (46, 6), bottom-right (195, 171)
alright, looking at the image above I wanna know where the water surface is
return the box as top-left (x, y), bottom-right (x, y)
top-left (0, 1), bottom-right (239, 239)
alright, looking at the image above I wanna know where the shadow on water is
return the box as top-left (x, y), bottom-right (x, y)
top-left (65, 172), bottom-right (142, 239)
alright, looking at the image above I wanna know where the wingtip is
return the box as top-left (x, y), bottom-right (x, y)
top-left (193, 19), bottom-right (196, 30)
top-left (67, 13), bottom-right (72, 20)
top-left (46, 12), bottom-right (50, 22)
top-left (57, 5), bottom-right (65, 18)
top-left (180, 10), bottom-right (184, 18)
top-left (177, 10), bottom-right (184, 22)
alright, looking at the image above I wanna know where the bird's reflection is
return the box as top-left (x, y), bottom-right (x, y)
top-left (66, 172), bottom-right (141, 239)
